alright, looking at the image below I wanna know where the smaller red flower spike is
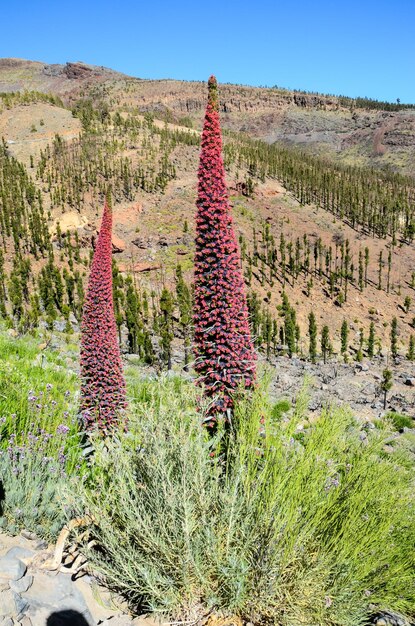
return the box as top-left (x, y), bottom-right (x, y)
top-left (80, 200), bottom-right (127, 432)
top-left (193, 76), bottom-right (256, 415)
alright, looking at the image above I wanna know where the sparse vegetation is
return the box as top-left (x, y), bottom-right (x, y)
top-left (384, 411), bottom-right (414, 432)
top-left (0, 74), bottom-right (414, 364)
top-left (0, 90), bottom-right (64, 111)
top-left (0, 70), bottom-right (414, 626)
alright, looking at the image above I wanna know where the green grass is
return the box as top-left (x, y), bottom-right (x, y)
top-left (375, 411), bottom-right (414, 432)
top-left (0, 327), bottom-right (82, 537)
top-left (385, 411), bottom-right (414, 431)
top-left (0, 329), bottom-right (79, 458)
top-left (271, 398), bottom-right (291, 420)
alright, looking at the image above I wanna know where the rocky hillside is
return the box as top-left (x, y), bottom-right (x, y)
top-left (0, 57), bottom-right (414, 391)
top-left (0, 58), bottom-right (126, 97)
top-left (1, 58), bottom-right (415, 175)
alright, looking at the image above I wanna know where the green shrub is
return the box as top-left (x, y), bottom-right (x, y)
top-left (75, 376), bottom-right (415, 625)
top-left (375, 412), bottom-right (414, 432)
top-left (0, 444), bottom-right (69, 539)
top-left (385, 411), bottom-right (414, 431)
top-left (271, 398), bottom-right (291, 420)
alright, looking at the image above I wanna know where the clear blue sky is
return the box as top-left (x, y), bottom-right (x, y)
top-left (2, 0), bottom-right (414, 103)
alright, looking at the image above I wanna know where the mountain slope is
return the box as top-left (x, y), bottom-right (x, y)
top-left (0, 57), bottom-right (126, 95)
top-left (0, 58), bottom-right (414, 375)
top-left (1, 58), bottom-right (415, 176)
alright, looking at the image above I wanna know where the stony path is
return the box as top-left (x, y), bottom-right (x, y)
top-left (0, 532), bottom-right (152, 626)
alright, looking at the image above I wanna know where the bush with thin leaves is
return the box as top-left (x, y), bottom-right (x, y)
top-left (74, 376), bottom-right (415, 626)
top-left (0, 444), bottom-right (69, 540)
top-left (375, 411), bottom-right (414, 432)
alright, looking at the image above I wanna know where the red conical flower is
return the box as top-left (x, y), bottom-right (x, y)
top-left (80, 200), bottom-right (127, 431)
top-left (193, 76), bottom-right (256, 414)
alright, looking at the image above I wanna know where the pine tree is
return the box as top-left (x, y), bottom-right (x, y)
top-left (193, 76), bottom-right (256, 415)
top-left (295, 322), bottom-right (301, 353)
top-left (387, 250), bottom-right (392, 293)
top-left (176, 264), bottom-right (192, 369)
top-left (308, 312), bottom-right (317, 363)
top-left (284, 307), bottom-right (296, 357)
top-left (364, 247), bottom-right (369, 287)
top-left (341, 319), bottom-right (348, 354)
top-left (272, 319), bottom-right (278, 355)
top-left (390, 317), bottom-right (398, 359)
top-left (280, 292), bottom-right (296, 357)
top-left (0, 250), bottom-right (6, 318)
top-left (343, 239), bottom-right (351, 301)
top-left (28, 293), bottom-right (40, 328)
top-left (279, 233), bottom-right (286, 286)
top-left (378, 251), bottom-right (383, 290)
top-left (407, 335), bottom-right (415, 361)
top-left (358, 250), bottom-right (364, 292)
top-left (112, 261), bottom-right (125, 343)
top-left (321, 325), bottom-right (331, 364)
top-left (356, 328), bottom-right (364, 362)
top-left (381, 368), bottom-right (393, 410)
top-left (367, 322), bottom-right (375, 358)
top-left (125, 276), bottom-right (145, 355)
top-left (80, 200), bottom-right (127, 432)
top-left (8, 266), bottom-right (24, 320)
top-left (263, 310), bottom-right (273, 361)
top-left (159, 287), bottom-right (174, 370)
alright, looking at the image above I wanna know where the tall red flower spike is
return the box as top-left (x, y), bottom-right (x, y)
top-left (193, 76), bottom-right (256, 415)
top-left (80, 200), bottom-right (127, 432)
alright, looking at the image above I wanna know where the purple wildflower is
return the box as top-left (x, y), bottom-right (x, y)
top-left (57, 424), bottom-right (70, 435)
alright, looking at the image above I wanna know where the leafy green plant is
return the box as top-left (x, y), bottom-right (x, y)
top-left (75, 376), bottom-right (415, 625)
top-left (377, 411), bottom-right (415, 432)
top-left (0, 444), bottom-right (70, 539)
top-left (270, 398), bottom-right (291, 421)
